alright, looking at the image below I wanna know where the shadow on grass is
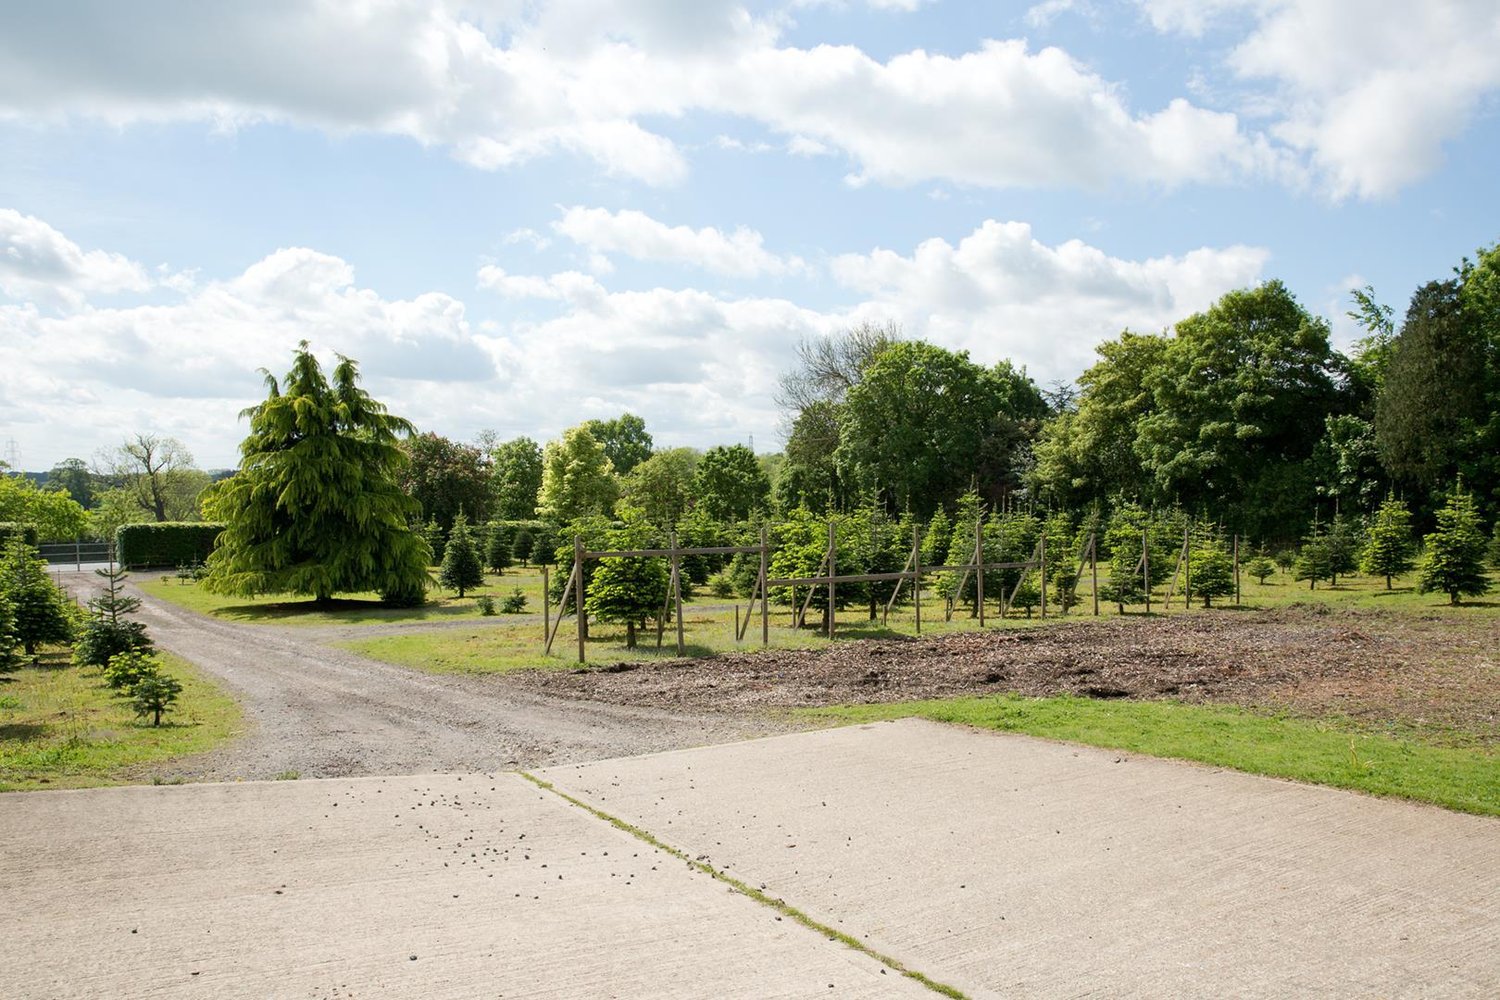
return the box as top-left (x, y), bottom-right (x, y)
top-left (0, 722), bottom-right (49, 741)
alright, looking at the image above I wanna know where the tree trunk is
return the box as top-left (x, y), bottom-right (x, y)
top-left (626, 621), bottom-right (636, 648)
top-left (1385, 574), bottom-right (1392, 590)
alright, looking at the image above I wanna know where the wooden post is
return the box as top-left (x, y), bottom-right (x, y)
top-left (542, 564), bottom-right (550, 645)
top-left (1183, 527), bottom-right (1192, 610)
top-left (1039, 532), bottom-right (1047, 619)
top-left (975, 518), bottom-right (985, 628)
top-left (913, 525), bottom-right (922, 635)
top-left (734, 604), bottom-right (740, 644)
top-left (760, 523), bottom-right (769, 647)
top-left (826, 521), bottom-right (836, 640)
top-left (671, 531), bottom-right (685, 656)
top-left (1090, 533), bottom-right (1099, 617)
top-left (574, 535), bottom-right (586, 664)
top-left (1143, 529), bottom-right (1151, 615)
top-left (1233, 533), bottom-right (1241, 606)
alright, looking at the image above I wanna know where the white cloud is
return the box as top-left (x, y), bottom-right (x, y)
top-left (0, 209), bottom-right (152, 307)
top-left (0, 2), bottom-right (1280, 193)
top-left (552, 206), bottom-right (808, 278)
top-left (2, 209), bottom-right (1272, 468)
top-left (831, 219), bottom-right (1270, 377)
top-left (1139, 0), bottom-right (1500, 198)
top-left (1, 220), bottom-right (496, 466)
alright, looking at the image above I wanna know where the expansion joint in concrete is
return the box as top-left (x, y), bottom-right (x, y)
top-left (517, 771), bottom-right (969, 1000)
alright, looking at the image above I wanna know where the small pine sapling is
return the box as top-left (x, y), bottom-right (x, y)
top-left (439, 512), bottom-right (484, 598)
top-left (422, 517), bottom-right (446, 566)
top-left (475, 594), bottom-right (497, 615)
top-left (1244, 555), bottom-right (1277, 585)
top-left (1273, 549), bottom-right (1295, 575)
top-left (0, 589), bottom-right (19, 673)
top-left (131, 673), bottom-right (183, 727)
top-left (74, 565), bottom-right (154, 668)
top-left (1294, 524), bottom-right (1332, 590)
top-left (486, 526), bottom-right (513, 574)
top-left (1008, 573), bottom-right (1041, 618)
top-left (1360, 495), bottom-right (1415, 589)
top-left (500, 588), bottom-right (527, 613)
top-left (1417, 487), bottom-right (1491, 605)
top-left (586, 557), bottom-right (668, 647)
top-left (1324, 514), bottom-right (1361, 586)
top-left (1, 538), bottom-right (74, 655)
top-left (511, 529), bottom-right (534, 567)
top-left (1188, 545), bottom-right (1234, 607)
top-left (104, 649), bottom-right (160, 692)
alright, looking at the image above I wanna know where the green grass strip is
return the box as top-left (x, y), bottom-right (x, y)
top-left (518, 771), bottom-right (967, 999)
top-left (807, 695), bottom-right (1499, 817)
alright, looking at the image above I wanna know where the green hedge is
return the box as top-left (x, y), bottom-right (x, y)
top-left (116, 522), bottom-right (225, 568)
top-left (0, 522), bottom-right (40, 548)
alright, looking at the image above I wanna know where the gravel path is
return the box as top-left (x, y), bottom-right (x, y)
top-left (57, 570), bottom-right (799, 783)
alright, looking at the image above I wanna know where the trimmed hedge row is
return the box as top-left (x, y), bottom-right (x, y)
top-left (117, 522), bottom-right (225, 568)
top-left (0, 521), bottom-right (40, 547)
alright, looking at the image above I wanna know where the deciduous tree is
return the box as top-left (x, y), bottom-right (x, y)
top-left (537, 426), bottom-right (618, 523)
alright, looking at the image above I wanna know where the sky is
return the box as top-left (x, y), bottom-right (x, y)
top-left (1, 0), bottom-right (1498, 472)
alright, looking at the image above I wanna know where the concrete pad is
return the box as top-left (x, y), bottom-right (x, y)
top-left (0, 774), bottom-right (929, 999)
top-left (539, 718), bottom-right (1500, 999)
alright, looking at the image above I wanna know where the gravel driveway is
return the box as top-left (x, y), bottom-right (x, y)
top-left (57, 570), bottom-right (798, 783)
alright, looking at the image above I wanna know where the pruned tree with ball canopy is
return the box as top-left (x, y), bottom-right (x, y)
top-left (202, 343), bottom-right (431, 606)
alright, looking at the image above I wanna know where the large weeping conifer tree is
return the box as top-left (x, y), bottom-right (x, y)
top-left (202, 343), bottom-right (431, 606)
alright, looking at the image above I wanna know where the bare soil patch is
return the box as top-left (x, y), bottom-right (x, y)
top-left (507, 605), bottom-right (1500, 748)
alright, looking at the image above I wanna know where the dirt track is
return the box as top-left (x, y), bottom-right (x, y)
top-left (510, 604), bottom-right (1500, 747)
top-left (57, 570), bottom-right (798, 782)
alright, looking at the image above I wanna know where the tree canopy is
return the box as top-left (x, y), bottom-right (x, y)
top-left (201, 344), bottom-right (431, 605)
top-left (537, 426), bottom-right (618, 522)
top-left (400, 432), bottom-right (493, 532)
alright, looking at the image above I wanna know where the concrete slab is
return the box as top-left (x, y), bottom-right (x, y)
top-left (0, 774), bottom-right (929, 999)
top-left (539, 718), bottom-right (1500, 999)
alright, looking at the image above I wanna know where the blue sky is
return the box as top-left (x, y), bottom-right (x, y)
top-left (2, 0), bottom-right (1497, 470)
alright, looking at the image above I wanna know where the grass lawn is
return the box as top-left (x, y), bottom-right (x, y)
top-left (0, 649), bottom-right (243, 792)
top-left (810, 695), bottom-right (1500, 817)
top-left (141, 566), bottom-right (557, 626)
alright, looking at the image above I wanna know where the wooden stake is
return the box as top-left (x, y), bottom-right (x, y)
top-left (1091, 533), bottom-right (1100, 616)
top-left (671, 530), bottom-right (685, 656)
top-left (1039, 532), bottom-right (1047, 619)
top-left (574, 535), bottom-right (586, 664)
top-left (1233, 533), bottom-right (1241, 606)
top-left (542, 564), bottom-right (550, 646)
top-left (913, 525), bottom-right (922, 635)
top-left (759, 523), bottom-right (769, 647)
top-left (975, 517), bottom-right (985, 627)
top-left (827, 521), bottom-right (836, 639)
top-left (1143, 529), bottom-right (1151, 615)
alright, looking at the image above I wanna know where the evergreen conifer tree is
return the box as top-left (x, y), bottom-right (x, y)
top-left (1245, 554), bottom-right (1276, 585)
top-left (1324, 513), bottom-right (1361, 586)
top-left (1360, 494), bottom-right (1415, 589)
top-left (201, 344), bottom-right (431, 606)
top-left (584, 514), bottom-right (668, 647)
top-left (0, 589), bottom-right (20, 672)
top-left (511, 528), bottom-right (534, 567)
top-left (1417, 487), bottom-right (1491, 605)
top-left (1, 538), bottom-right (74, 656)
top-left (74, 565), bottom-right (154, 668)
top-left (1189, 544), bottom-right (1234, 606)
top-left (1293, 522), bottom-right (1332, 589)
top-left (485, 523), bottom-right (513, 574)
top-left (439, 512), bottom-right (485, 598)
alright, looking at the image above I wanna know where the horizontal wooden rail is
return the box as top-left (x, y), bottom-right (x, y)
top-left (582, 544), bottom-right (763, 559)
